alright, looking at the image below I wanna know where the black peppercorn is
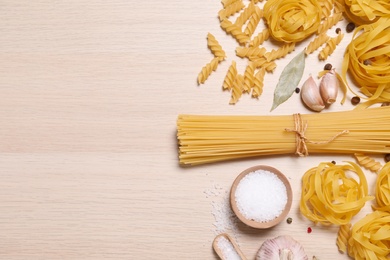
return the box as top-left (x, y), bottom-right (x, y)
top-left (335, 28), bottom-right (341, 34)
top-left (346, 22), bottom-right (356, 33)
top-left (385, 154), bottom-right (390, 163)
top-left (295, 88), bottom-right (300, 94)
top-left (363, 59), bottom-right (372, 66)
top-left (351, 96), bottom-right (360, 105)
top-left (287, 217), bottom-right (292, 224)
top-left (324, 63), bottom-right (332, 70)
top-left (331, 160), bottom-right (336, 164)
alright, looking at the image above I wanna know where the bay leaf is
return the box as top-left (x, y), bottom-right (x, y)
top-left (270, 49), bottom-right (306, 111)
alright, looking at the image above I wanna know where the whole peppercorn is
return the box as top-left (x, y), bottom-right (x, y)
top-left (324, 63), bottom-right (332, 70)
top-left (335, 28), bottom-right (342, 34)
top-left (385, 154), bottom-right (390, 163)
top-left (346, 22), bottom-right (356, 33)
top-left (381, 102), bottom-right (390, 107)
top-left (287, 217), bottom-right (293, 224)
top-left (295, 88), bottom-right (300, 94)
top-left (351, 96), bottom-right (361, 105)
top-left (363, 59), bottom-right (372, 66)
top-left (331, 160), bottom-right (336, 164)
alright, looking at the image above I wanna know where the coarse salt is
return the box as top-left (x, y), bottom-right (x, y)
top-left (234, 170), bottom-right (287, 222)
top-left (216, 236), bottom-right (241, 260)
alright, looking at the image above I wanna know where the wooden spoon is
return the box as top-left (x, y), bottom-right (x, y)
top-left (212, 233), bottom-right (247, 260)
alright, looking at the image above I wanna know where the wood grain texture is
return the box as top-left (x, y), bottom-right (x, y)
top-left (0, 1), bottom-right (379, 259)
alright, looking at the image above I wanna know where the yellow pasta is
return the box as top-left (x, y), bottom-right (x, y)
top-left (373, 162), bottom-right (390, 213)
top-left (218, 0), bottom-right (245, 21)
top-left (336, 223), bottom-right (351, 253)
top-left (229, 74), bottom-right (245, 104)
top-left (177, 106), bottom-right (390, 165)
top-left (305, 33), bottom-right (330, 55)
top-left (235, 46), bottom-right (266, 59)
top-left (347, 211), bottom-right (390, 259)
top-left (340, 0), bottom-right (390, 25)
top-left (318, 31), bottom-right (344, 60)
top-left (318, 0), bottom-right (334, 19)
top-left (252, 67), bottom-right (266, 98)
top-left (317, 12), bottom-right (343, 34)
top-left (197, 57), bottom-right (223, 85)
top-left (222, 61), bottom-right (238, 91)
top-left (243, 62), bottom-right (255, 92)
top-left (300, 161), bottom-right (373, 225)
top-left (354, 153), bottom-right (382, 173)
top-left (264, 42), bottom-right (296, 62)
top-left (249, 28), bottom-right (270, 47)
top-left (234, 1), bottom-right (255, 28)
top-left (207, 33), bottom-right (226, 59)
top-left (341, 16), bottom-right (390, 108)
top-left (220, 19), bottom-right (250, 45)
top-left (221, 0), bottom-right (239, 8)
top-left (252, 58), bottom-right (277, 72)
top-left (244, 6), bottom-right (263, 38)
top-left (263, 0), bottom-right (322, 43)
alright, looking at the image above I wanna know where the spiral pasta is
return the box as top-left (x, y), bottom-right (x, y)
top-left (218, 0), bottom-right (245, 21)
top-left (243, 62), bottom-right (255, 92)
top-left (221, 0), bottom-right (239, 8)
top-left (223, 61), bottom-right (238, 91)
top-left (336, 223), bottom-right (351, 253)
top-left (197, 57), bottom-right (223, 85)
top-left (252, 67), bottom-right (266, 98)
top-left (252, 58), bottom-right (277, 72)
top-left (230, 74), bottom-right (244, 104)
top-left (235, 46), bottom-right (266, 59)
top-left (207, 33), bottom-right (226, 59)
top-left (264, 42), bottom-right (296, 62)
top-left (263, 0), bottom-right (322, 43)
top-left (300, 161), bottom-right (373, 225)
top-left (317, 12), bottom-right (343, 34)
top-left (373, 162), bottom-right (390, 213)
top-left (234, 1), bottom-right (255, 28)
top-left (249, 28), bottom-right (270, 47)
top-left (305, 33), bottom-right (330, 55)
top-left (347, 211), bottom-right (390, 259)
top-left (318, 31), bottom-right (344, 60)
top-left (318, 0), bottom-right (334, 19)
top-left (220, 19), bottom-right (250, 45)
top-left (354, 153), bottom-right (382, 173)
top-left (244, 6), bottom-right (263, 38)
top-left (341, 16), bottom-right (390, 107)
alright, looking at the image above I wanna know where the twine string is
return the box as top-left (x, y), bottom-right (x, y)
top-left (285, 113), bottom-right (349, 156)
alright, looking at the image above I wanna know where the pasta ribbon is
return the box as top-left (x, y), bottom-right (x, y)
top-left (348, 211), bottom-right (390, 259)
top-left (264, 42), bottom-right (295, 62)
top-left (300, 161), bottom-right (373, 225)
top-left (354, 153), bottom-right (382, 173)
top-left (252, 68), bottom-right (266, 98)
top-left (220, 19), bottom-right (250, 45)
top-left (341, 0), bottom-right (390, 24)
top-left (318, 0), bottom-right (334, 18)
top-left (341, 16), bottom-right (390, 107)
top-left (305, 33), bottom-right (330, 55)
top-left (336, 223), bottom-right (351, 253)
top-left (222, 61), bottom-right (238, 91)
top-left (318, 31), bottom-right (344, 60)
top-left (197, 57), bottom-right (223, 85)
top-left (263, 0), bottom-right (322, 43)
top-left (249, 28), bottom-right (270, 48)
top-left (207, 33), bottom-right (226, 59)
top-left (373, 162), bottom-right (390, 213)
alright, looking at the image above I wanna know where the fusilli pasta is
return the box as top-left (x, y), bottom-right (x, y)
top-left (252, 67), bottom-right (266, 98)
top-left (317, 12), bottom-right (343, 34)
top-left (336, 223), bottom-right (351, 253)
top-left (218, 0), bottom-right (245, 21)
top-left (234, 1), bottom-right (255, 28)
top-left (222, 61), bottom-right (238, 91)
top-left (318, 0), bottom-right (334, 19)
top-left (305, 33), bottom-right (330, 55)
top-left (249, 28), bottom-right (270, 47)
top-left (354, 153), bottom-right (382, 173)
top-left (220, 19), bottom-right (250, 45)
top-left (264, 42), bottom-right (295, 62)
top-left (243, 62), bottom-right (255, 92)
top-left (235, 46), bottom-right (266, 59)
top-left (221, 0), bottom-right (239, 8)
top-left (252, 58), bottom-right (277, 72)
top-left (229, 74), bottom-right (245, 104)
top-left (207, 33), bottom-right (226, 59)
top-left (197, 57), bottom-right (223, 85)
top-left (318, 31), bottom-right (344, 60)
top-left (244, 6), bottom-right (263, 38)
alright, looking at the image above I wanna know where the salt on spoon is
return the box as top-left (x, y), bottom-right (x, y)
top-left (212, 233), bottom-right (247, 260)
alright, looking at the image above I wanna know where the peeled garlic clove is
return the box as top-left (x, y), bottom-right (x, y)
top-left (256, 235), bottom-right (308, 260)
top-left (320, 69), bottom-right (339, 105)
top-left (301, 76), bottom-right (325, 112)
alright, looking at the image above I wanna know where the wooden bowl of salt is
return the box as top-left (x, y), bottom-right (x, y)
top-left (230, 165), bottom-right (293, 229)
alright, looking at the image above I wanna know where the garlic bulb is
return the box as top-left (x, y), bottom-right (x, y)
top-left (301, 76), bottom-right (325, 112)
top-left (319, 69), bottom-right (339, 105)
top-left (256, 236), bottom-right (308, 260)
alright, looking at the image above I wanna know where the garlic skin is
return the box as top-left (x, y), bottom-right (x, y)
top-left (256, 236), bottom-right (308, 260)
top-left (301, 76), bottom-right (325, 112)
top-left (319, 69), bottom-right (339, 105)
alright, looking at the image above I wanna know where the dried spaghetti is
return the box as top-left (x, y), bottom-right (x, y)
top-left (177, 106), bottom-right (390, 165)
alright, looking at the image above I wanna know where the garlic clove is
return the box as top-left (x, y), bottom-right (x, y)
top-left (301, 76), bottom-right (325, 112)
top-left (319, 69), bottom-right (339, 105)
top-left (256, 235), bottom-right (308, 260)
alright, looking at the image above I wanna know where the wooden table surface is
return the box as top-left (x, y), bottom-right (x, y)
top-left (0, 1), bottom-right (380, 259)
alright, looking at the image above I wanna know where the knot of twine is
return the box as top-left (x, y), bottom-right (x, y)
top-left (285, 113), bottom-right (349, 156)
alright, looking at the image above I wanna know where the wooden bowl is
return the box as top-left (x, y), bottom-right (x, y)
top-left (230, 165), bottom-right (293, 229)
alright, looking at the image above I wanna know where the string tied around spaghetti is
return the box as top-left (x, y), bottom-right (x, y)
top-left (285, 113), bottom-right (349, 156)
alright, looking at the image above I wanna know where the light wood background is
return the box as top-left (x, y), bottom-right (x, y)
top-left (0, 1), bottom-right (380, 259)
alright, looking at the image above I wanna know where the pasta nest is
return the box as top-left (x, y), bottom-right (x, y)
top-left (373, 162), bottom-right (390, 213)
top-left (347, 211), bottom-right (390, 259)
top-left (342, 0), bottom-right (390, 25)
top-left (263, 0), bottom-right (322, 43)
top-left (300, 162), bottom-right (374, 225)
top-left (342, 16), bottom-right (390, 105)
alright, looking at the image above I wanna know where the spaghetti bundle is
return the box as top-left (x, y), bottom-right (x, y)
top-left (342, 16), bottom-right (390, 108)
top-left (177, 106), bottom-right (390, 165)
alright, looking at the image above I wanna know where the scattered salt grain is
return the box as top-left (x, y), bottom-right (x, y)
top-left (216, 236), bottom-right (242, 260)
top-left (235, 170), bottom-right (287, 222)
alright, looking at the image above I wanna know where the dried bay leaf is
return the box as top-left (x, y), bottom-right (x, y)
top-left (271, 50), bottom-right (306, 111)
